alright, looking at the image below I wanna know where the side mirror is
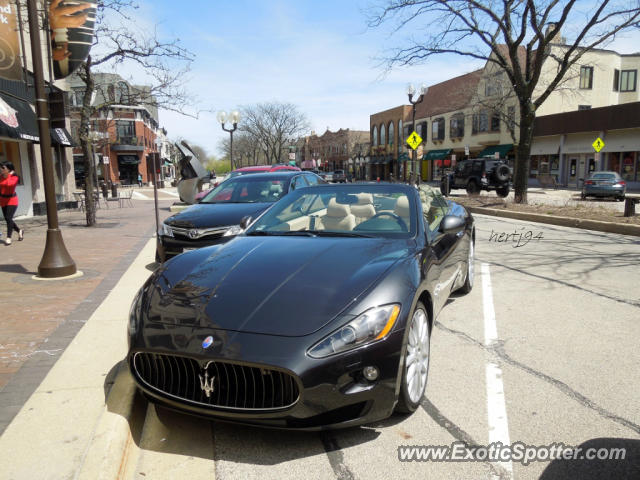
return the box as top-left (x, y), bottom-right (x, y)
top-left (240, 216), bottom-right (253, 230)
top-left (439, 215), bottom-right (465, 234)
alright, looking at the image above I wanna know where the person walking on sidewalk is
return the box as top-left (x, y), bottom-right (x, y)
top-left (0, 161), bottom-right (23, 245)
top-left (138, 173), bottom-right (143, 187)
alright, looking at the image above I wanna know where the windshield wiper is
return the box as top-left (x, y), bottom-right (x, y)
top-left (245, 230), bottom-right (278, 236)
top-left (314, 231), bottom-right (375, 238)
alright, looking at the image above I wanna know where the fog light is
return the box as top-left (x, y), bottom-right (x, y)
top-left (363, 366), bottom-right (379, 381)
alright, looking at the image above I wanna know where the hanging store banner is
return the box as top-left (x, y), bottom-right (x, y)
top-left (0, 2), bottom-right (23, 80)
top-left (49, 0), bottom-right (97, 79)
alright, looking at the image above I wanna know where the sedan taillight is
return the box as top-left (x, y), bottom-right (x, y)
top-left (585, 180), bottom-right (594, 185)
top-left (616, 181), bottom-right (626, 186)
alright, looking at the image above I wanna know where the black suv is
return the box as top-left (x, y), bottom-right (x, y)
top-left (441, 158), bottom-right (512, 197)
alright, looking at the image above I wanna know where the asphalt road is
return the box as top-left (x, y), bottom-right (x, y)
top-left (109, 213), bottom-right (639, 480)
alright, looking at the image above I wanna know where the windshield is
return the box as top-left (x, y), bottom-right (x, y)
top-left (244, 184), bottom-right (415, 238)
top-left (200, 176), bottom-right (287, 203)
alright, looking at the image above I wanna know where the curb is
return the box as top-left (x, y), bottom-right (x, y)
top-left (466, 206), bottom-right (640, 237)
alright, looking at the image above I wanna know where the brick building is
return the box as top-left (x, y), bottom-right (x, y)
top-left (68, 73), bottom-right (161, 187)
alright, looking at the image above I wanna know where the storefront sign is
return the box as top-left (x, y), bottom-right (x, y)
top-left (0, 2), bottom-right (23, 80)
top-left (49, 1), bottom-right (97, 79)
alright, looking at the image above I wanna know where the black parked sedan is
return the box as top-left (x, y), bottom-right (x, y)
top-left (130, 183), bottom-right (475, 429)
top-left (157, 171), bottom-right (324, 262)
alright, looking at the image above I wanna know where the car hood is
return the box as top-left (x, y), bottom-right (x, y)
top-left (148, 236), bottom-right (411, 336)
top-left (165, 202), bottom-right (272, 229)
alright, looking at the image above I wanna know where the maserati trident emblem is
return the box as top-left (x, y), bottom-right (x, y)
top-left (199, 363), bottom-right (215, 398)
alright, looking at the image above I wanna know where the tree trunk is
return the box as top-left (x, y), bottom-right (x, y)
top-left (514, 103), bottom-right (536, 204)
top-left (79, 59), bottom-right (97, 226)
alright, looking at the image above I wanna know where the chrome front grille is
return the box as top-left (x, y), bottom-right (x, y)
top-left (169, 225), bottom-right (233, 240)
top-left (133, 352), bottom-right (299, 410)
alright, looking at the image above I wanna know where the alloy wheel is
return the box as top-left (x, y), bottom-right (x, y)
top-left (405, 308), bottom-right (430, 404)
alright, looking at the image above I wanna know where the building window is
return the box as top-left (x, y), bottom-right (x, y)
top-left (432, 117), bottom-right (445, 140)
top-left (398, 120), bottom-right (403, 146)
top-left (579, 66), bottom-right (593, 89)
top-left (578, 105), bottom-right (591, 111)
top-left (372, 126), bottom-right (378, 146)
top-left (472, 110), bottom-right (488, 134)
top-left (613, 69), bottom-right (619, 91)
top-left (380, 124), bottom-right (386, 146)
top-left (388, 122), bottom-right (394, 145)
top-left (420, 121), bottom-right (428, 141)
top-left (490, 112), bottom-right (500, 132)
top-left (449, 113), bottom-right (464, 138)
top-left (116, 120), bottom-right (135, 140)
top-left (485, 73), bottom-right (503, 96)
top-left (620, 70), bottom-right (637, 92)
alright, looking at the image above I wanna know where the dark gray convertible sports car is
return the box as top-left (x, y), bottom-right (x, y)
top-left (128, 182), bottom-right (475, 429)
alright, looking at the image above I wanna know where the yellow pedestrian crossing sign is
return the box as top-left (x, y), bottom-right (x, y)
top-left (407, 131), bottom-right (422, 150)
top-left (592, 137), bottom-right (605, 152)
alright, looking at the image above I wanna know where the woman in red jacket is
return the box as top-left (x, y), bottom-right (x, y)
top-left (0, 161), bottom-right (23, 245)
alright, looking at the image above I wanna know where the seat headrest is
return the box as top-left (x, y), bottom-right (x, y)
top-left (327, 198), bottom-right (351, 217)
top-left (394, 196), bottom-right (410, 217)
top-left (355, 193), bottom-right (373, 205)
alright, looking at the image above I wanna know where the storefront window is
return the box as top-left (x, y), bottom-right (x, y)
top-left (550, 155), bottom-right (560, 181)
top-left (529, 156), bottom-right (539, 179)
top-left (622, 152), bottom-right (635, 181)
top-left (609, 152), bottom-right (621, 174)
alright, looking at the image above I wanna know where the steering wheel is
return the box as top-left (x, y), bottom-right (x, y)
top-left (367, 212), bottom-right (408, 231)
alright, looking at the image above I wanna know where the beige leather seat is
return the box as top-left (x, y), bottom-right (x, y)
top-left (393, 196), bottom-right (411, 230)
top-left (320, 198), bottom-right (356, 231)
top-left (351, 193), bottom-right (376, 225)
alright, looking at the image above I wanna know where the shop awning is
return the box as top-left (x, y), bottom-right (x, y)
top-left (118, 155), bottom-right (140, 165)
top-left (423, 149), bottom-right (452, 161)
top-left (0, 93), bottom-right (40, 142)
top-left (50, 127), bottom-right (75, 146)
top-left (478, 144), bottom-right (513, 158)
top-left (398, 153), bottom-right (410, 162)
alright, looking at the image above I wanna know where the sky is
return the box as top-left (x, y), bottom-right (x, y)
top-left (109, 0), bottom-right (640, 158)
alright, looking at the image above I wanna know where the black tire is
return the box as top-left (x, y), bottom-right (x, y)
top-left (495, 164), bottom-right (510, 182)
top-left (396, 301), bottom-right (430, 414)
top-left (457, 234), bottom-right (474, 294)
top-left (581, 192), bottom-right (587, 200)
top-left (466, 180), bottom-right (480, 195)
top-left (616, 195), bottom-right (625, 202)
top-left (496, 185), bottom-right (510, 198)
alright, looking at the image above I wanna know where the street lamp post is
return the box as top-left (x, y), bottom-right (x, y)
top-left (407, 83), bottom-right (428, 185)
top-left (152, 138), bottom-right (161, 238)
top-left (217, 110), bottom-right (241, 172)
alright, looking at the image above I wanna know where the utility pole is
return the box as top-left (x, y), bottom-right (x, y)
top-left (27, 0), bottom-right (76, 278)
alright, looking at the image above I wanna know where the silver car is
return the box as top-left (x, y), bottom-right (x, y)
top-left (581, 171), bottom-right (626, 201)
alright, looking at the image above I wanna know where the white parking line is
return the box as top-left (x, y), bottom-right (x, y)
top-left (482, 262), bottom-right (514, 478)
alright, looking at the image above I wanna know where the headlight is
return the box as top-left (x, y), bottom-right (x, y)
top-left (308, 304), bottom-right (400, 358)
top-left (161, 223), bottom-right (174, 237)
top-left (223, 225), bottom-right (243, 236)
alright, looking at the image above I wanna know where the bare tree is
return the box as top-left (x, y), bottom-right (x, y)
top-left (239, 102), bottom-right (310, 165)
top-left (74, 0), bottom-right (194, 225)
top-left (369, 0), bottom-right (640, 203)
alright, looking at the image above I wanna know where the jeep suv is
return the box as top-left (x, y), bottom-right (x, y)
top-left (441, 158), bottom-right (512, 198)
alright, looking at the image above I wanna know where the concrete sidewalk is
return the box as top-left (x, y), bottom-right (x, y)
top-left (0, 237), bottom-right (157, 480)
top-left (0, 193), bottom-right (175, 434)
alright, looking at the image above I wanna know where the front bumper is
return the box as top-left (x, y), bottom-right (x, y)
top-left (128, 323), bottom-right (405, 430)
